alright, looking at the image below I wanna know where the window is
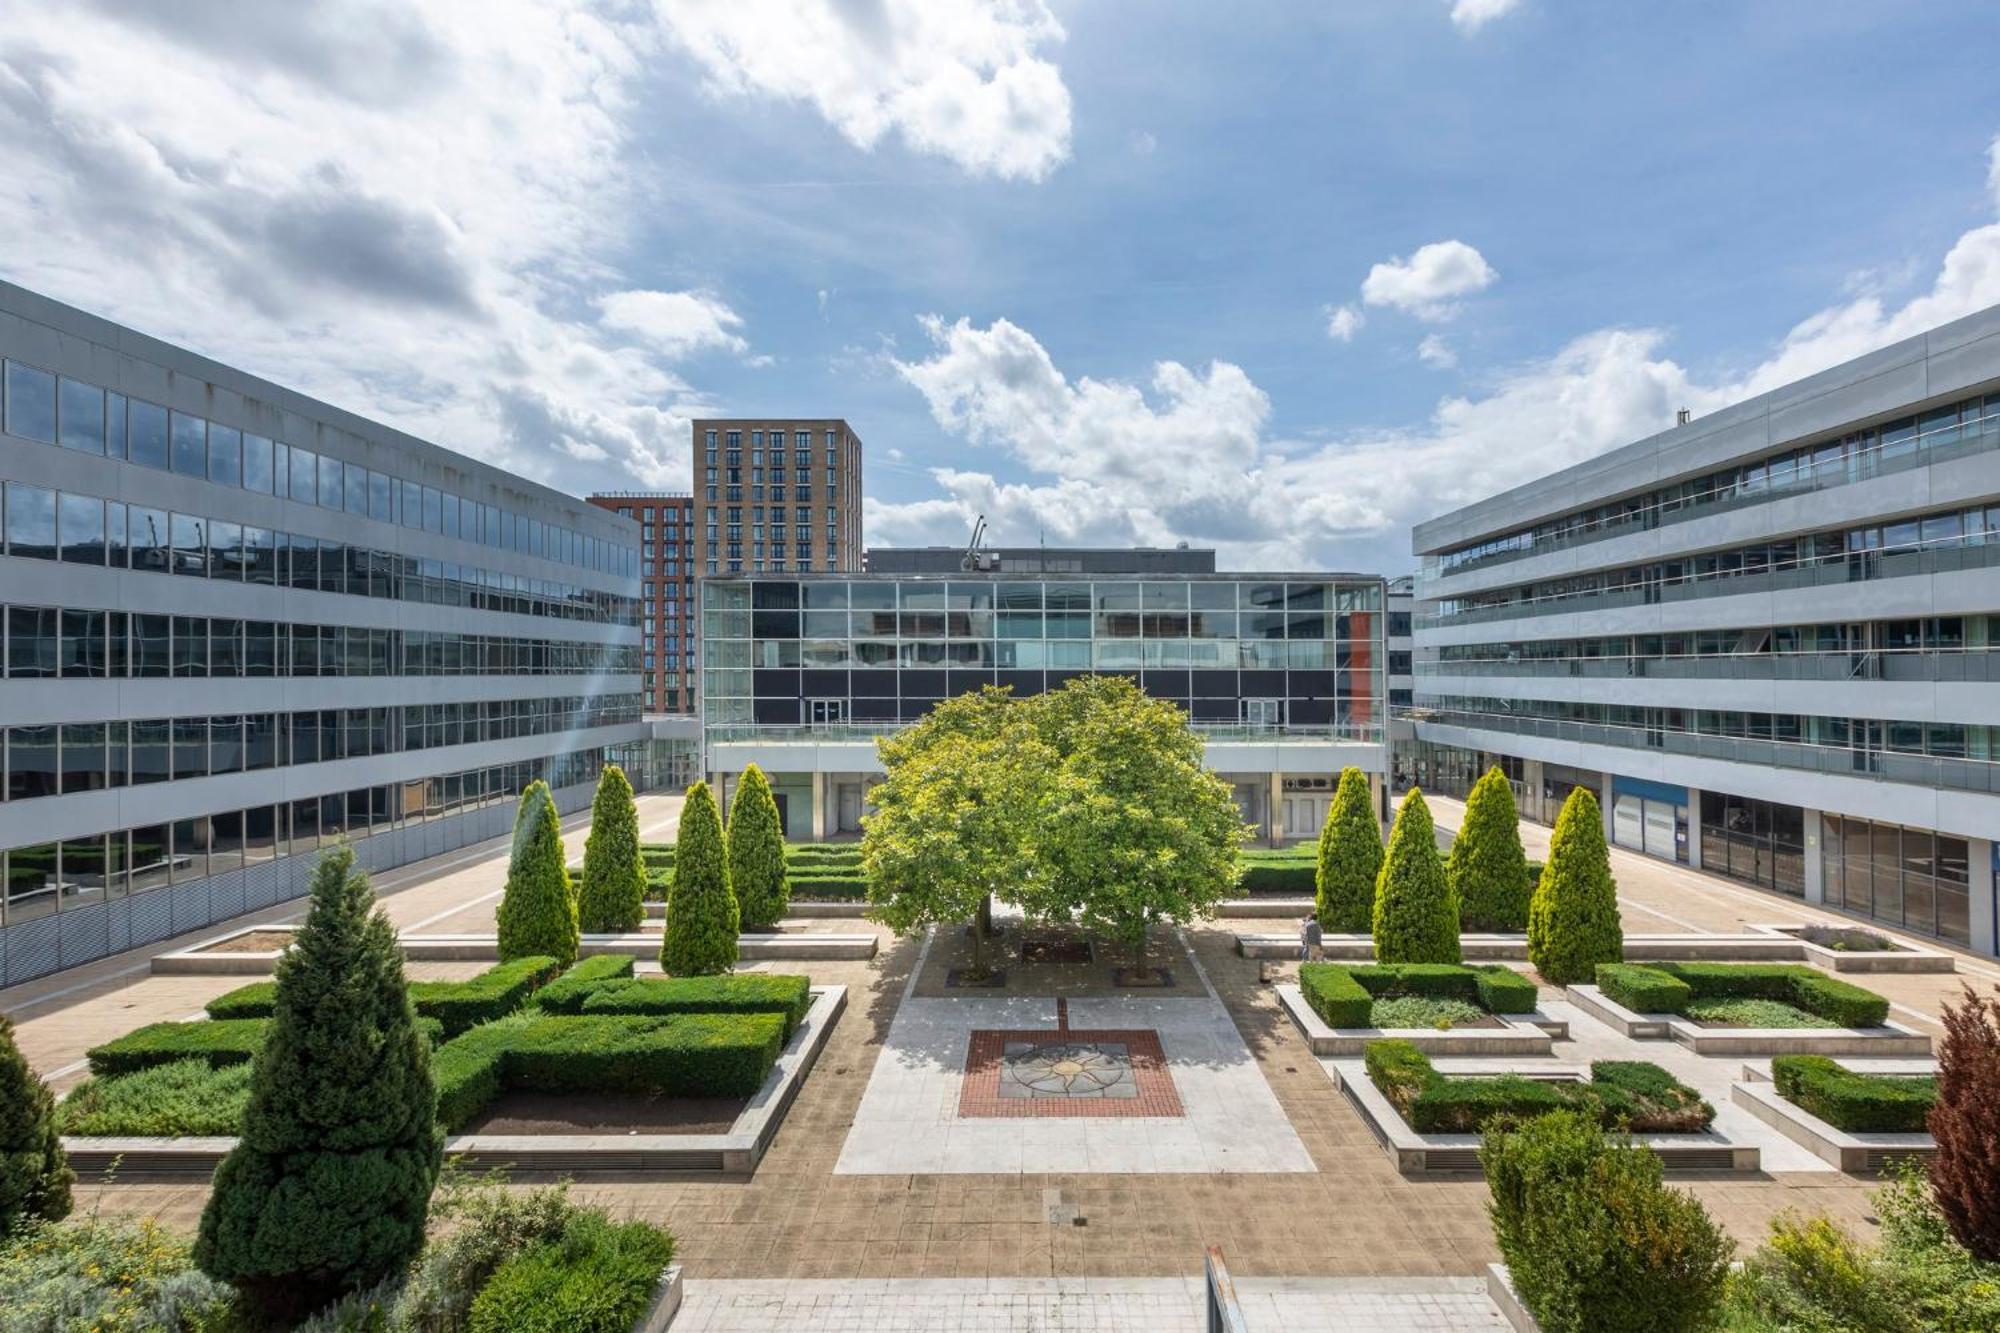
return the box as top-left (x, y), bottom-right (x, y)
top-left (57, 378), bottom-right (104, 454)
top-left (171, 411), bottom-right (207, 475)
top-left (207, 425), bottom-right (242, 486)
top-left (345, 463), bottom-right (369, 516)
top-left (290, 447), bottom-right (317, 503)
top-left (57, 492), bottom-right (104, 564)
top-left (59, 723), bottom-right (104, 793)
top-left (6, 725), bottom-right (56, 800)
top-left (244, 434), bottom-right (274, 493)
top-left (317, 454), bottom-right (342, 509)
top-left (6, 484), bottom-right (56, 560)
top-left (129, 400), bottom-right (169, 469)
top-left (4, 362), bottom-right (55, 442)
top-left (170, 512), bottom-right (206, 575)
top-left (130, 721), bottom-right (171, 785)
top-left (129, 506), bottom-right (168, 572)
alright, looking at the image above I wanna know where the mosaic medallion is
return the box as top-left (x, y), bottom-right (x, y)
top-left (959, 1025), bottom-right (1182, 1118)
top-left (998, 1040), bottom-right (1137, 1100)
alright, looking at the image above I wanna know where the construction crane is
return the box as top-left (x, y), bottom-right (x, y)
top-left (960, 513), bottom-right (997, 571)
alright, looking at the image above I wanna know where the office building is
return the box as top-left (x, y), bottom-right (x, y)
top-left (0, 282), bottom-right (648, 984)
top-left (867, 545), bottom-right (1217, 576)
top-left (589, 492), bottom-right (694, 713)
top-left (1410, 305), bottom-right (2000, 956)
top-left (699, 570), bottom-right (1387, 842)
top-left (1386, 575), bottom-right (1415, 784)
top-left (693, 419), bottom-right (863, 576)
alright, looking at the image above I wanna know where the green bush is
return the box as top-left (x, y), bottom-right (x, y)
top-left (0, 1013), bottom-right (71, 1239)
top-left (1527, 787), bottom-right (1623, 986)
top-left (431, 1017), bottom-right (524, 1132)
top-left (1300, 962), bottom-right (1535, 1024)
top-left (660, 781), bottom-right (738, 976)
top-left (727, 764), bottom-right (790, 930)
top-left (1594, 962), bottom-right (1692, 1014)
top-left (1372, 789), bottom-right (1460, 964)
top-left (205, 982), bottom-right (279, 1021)
top-left (1238, 859), bottom-right (1319, 893)
top-left (59, 1059), bottom-right (253, 1138)
top-left (1315, 767), bottom-right (1382, 932)
top-left (1369, 995), bottom-right (1488, 1029)
top-left (784, 872), bottom-right (867, 900)
top-left (577, 764), bottom-right (645, 933)
top-left (1483, 1109), bottom-right (1733, 1333)
top-left (577, 973), bottom-right (812, 1037)
top-left (1298, 963), bottom-right (1373, 1027)
top-left (0, 1215), bottom-right (235, 1330)
top-left (1586, 1061), bottom-right (1715, 1133)
top-left (211, 958), bottom-right (562, 1038)
top-left (1362, 1038), bottom-right (1433, 1108)
top-left (1773, 1055), bottom-right (1937, 1132)
top-left (1651, 962), bottom-right (1890, 1027)
top-left (1473, 966), bottom-right (1538, 1015)
top-left (1450, 767), bottom-right (1533, 932)
top-left (531, 955), bottom-right (637, 1015)
top-left (1413, 1072), bottom-right (1573, 1132)
top-left (466, 1209), bottom-right (675, 1333)
top-left (195, 847), bottom-right (440, 1322)
top-left (87, 1019), bottom-right (269, 1077)
top-left (1366, 1042), bottom-right (1711, 1134)
top-left (497, 780), bottom-right (579, 967)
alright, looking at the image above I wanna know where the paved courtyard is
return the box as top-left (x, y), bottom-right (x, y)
top-left (7, 787), bottom-right (1991, 1292)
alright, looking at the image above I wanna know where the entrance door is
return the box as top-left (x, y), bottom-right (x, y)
top-left (1285, 795), bottom-right (1331, 840)
top-left (1242, 698), bottom-right (1282, 730)
top-left (837, 784), bottom-right (863, 832)
top-left (809, 698), bottom-right (848, 731)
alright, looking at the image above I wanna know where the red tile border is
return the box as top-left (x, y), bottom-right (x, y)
top-left (958, 1027), bottom-right (1184, 1119)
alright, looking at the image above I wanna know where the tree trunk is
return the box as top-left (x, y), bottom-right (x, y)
top-left (977, 892), bottom-right (993, 946)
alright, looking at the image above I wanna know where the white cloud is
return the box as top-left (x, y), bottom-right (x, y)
top-left (1450, 0), bottom-right (1523, 34)
top-left (1130, 129), bottom-right (1157, 156)
top-left (1325, 304), bottom-right (1365, 342)
top-left (1417, 333), bottom-right (1457, 368)
top-left (874, 136), bottom-right (2000, 571)
top-left (597, 289), bottom-right (748, 358)
top-left (656, 0), bottom-right (1072, 182)
top-left (1360, 240), bottom-right (1498, 320)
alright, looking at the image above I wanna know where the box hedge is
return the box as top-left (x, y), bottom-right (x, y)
top-left (1594, 963), bottom-right (1693, 1015)
top-left (1299, 963), bottom-right (1373, 1027)
top-left (466, 1210), bottom-right (676, 1333)
top-left (87, 1020), bottom-right (272, 1076)
top-left (577, 973), bottom-right (812, 1037)
top-left (1298, 962), bottom-right (1537, 1027)
top-left (1365, 1039), bottom-right (1712, 1134)
top-left (207, 957), bottom-right (563, 1038)
top-left (1771, 1054), bottom-right (1937, 1132)
top-left (531, 955), bottom-right (637, 1014)
top-left (1650, 962), bottom-right (1890, 1028)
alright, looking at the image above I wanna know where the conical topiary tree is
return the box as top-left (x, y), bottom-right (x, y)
top-left (496, 779), bottom-right (578, 966)
top-left (1527, 786), bottom-right (1623, 985)
top-left (0, 1013), bottom-right (71, 1240)
top-left (1450, 767), bottom-right (1532, 932)
top-left (1315, 766), bottom-right (1383, 933)
top-left (660, 780), bottom-right (738, 976)
top-left (577, 765), bottom-right (644, 933)
top-left (1372, 787), bottom-right (1461, 964)
top-left (195, 847), bottom-right (440, 1322)
top-left (727, 764), bottom-right (789, 931)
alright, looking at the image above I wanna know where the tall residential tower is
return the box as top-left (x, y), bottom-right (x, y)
top-left (693, 419), bottom-right (863, 576)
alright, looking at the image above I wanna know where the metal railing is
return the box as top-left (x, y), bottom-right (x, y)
top-left (1205, 1247), bottom-right (1250, 1333)
top-left (703, 720), bottom-right (1388, 745)
top-left (1419, 647), bottom-right (2000, 684)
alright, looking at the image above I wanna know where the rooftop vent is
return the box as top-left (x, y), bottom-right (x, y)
top-left (1676, 407), bottom-right (1692, 426)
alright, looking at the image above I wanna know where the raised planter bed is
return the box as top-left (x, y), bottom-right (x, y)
top-left (156, 927), bottom-right (877, 974)
top-left (1278, 984), bottom-right (1556, 1057)
top-left (63, 985), bottom-right (846, 1178)
top-left (1236, 931), bottom-right (1811, 963)
top-left (1731, 1070), bottom-right (1936, 1173)
top-left (1324, 1057), bottom-right (1759, 1176)
top-left (1213, 897), bottom-right (1315, 919)
top-left (644, 900), bottom-right (868, 920)
top-left (634, 1266), bottom-right (683, 1333)
top-left (1585, 962), bottom-right (1932, 1057)
top-left (1747, 923), bottom-right (1956, 974)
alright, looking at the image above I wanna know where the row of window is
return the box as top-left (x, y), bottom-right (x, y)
top-left (3, 359), bottom-right (634, 579)
top-left (1429, 387), bottom-right (2000, 575)
top-left (709, 638), bottom-right (1385, 673)
top-left (713, 608), bottom-right (1384, 644)
top-left (1822, 813), bottom-right (1972, 947)
top-left (1, 695), bottom-right (640, 802)
top-left (0, 747), bottom-right (615, 922)
top-left (0, 606), bottom-right (637, 680)
top-left (1428, 498), bottom-right (2000, 622)
top-left (0, 479), bottom-right (640, 625)
top-left (1428, 616), bottom-right (2000, 667)
top-left (710, 579), bottom-right (1385, 613)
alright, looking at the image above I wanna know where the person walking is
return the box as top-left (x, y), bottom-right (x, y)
top-left (1299, 914), bottom-right (1324, 963)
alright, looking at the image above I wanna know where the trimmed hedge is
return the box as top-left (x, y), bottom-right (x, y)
top-left (1298, 962), bottom-right (1537, 1028)
top-left (1594, 963), bottom-right (1693, 1015)
top-left (59, 1059), bottom-right (253, 1137)
top-left (1651, 962), bottom-right (1890, 1028)
top-left (87, 1020), bottom-right (270, 1077)
top-left (532, 955), bottom-right (637, 1015)
top-left (1772, 1054), bottom-right (1937, 1132)
top-left (208, 957), bottom-right (564, 1038)
top-left (577, 974), bottom-right (812, 1037)
top-left (431, 1011), bottom-right (786, 1131)
top-left (466, 1210), bottom-right (675, 1333)
top-left (1366, 1040), bottom-right (1713, 1134)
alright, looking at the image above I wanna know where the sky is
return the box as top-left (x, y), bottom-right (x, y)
top-left (3, 1), bottom-right (1999, 576)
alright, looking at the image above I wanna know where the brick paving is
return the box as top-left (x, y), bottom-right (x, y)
top-left (31, 791), bottom-right (1991, 1285)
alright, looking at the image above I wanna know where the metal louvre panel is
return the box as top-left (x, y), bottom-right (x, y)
top-left (170, 880), bottom-right (213, 936)
top-left (58, 901), bottom-right (110, 969)
top-left (243, 859), bottom-right (280, 911)
top-left (105, 900), bottom-right (132, 956)
top-left (129, 890), bottom-right (175, 946)
top-left (209, 869), bottom-right (248, 922)
top-left (4, 916), bottom-right (62, 985)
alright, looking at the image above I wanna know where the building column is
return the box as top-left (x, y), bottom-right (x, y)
top-left (1368, 771), bottom-right (1387, 827)
top-left (1598, 771), bottom-right (1616, 843)
top-left (1683, 786), bottom-right (1703, 870)
top-left (1802, 809), bottom-right (1824, 904)
top-left (810, 772), bottom-right (828, 842)
top-left (1969, 837), bottom-right (1997, 959)
top-left (1267, 771), bottom-right (1284, 846)
top-left (1523, 759), bottom-right (1544, 824)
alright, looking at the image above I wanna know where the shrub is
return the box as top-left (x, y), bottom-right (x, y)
top-left (1450, 767), bottom-right (1532, 931)
top-left (1483, 1109), bottom-right (1733, 1333)
top-left (1650, 962), bottom-right (1889, 1027)
top-left (727, 764), bottom-right (789, 930)
top-left (1930, 984), bottom-right (2000, 1261)
top-left (409, 956), bottom-right (563, 1038)
top-left (531, 955), bottom-right (637, 1015)
top-left (86, 1019), bottom-right (269, 1077)
top-left (195, 847), bottom-right (441, 1322)
top-left (577, 973), bottom-right (812, 1037)
top-left (1526, 787), bottom-right (1622, 986)
top-left (466, 1209), bottom-right (675, 1333)
top-left (431, 1017), bottom-right (525, 1133)
top-left (1301, 962), bottom-right (1534, 1023)
top-left (379, 1171), bottom-right (579, 1333)
top-left (784, 872), bottom-right (868, 900)
top-left (1594, 962), bottom-right (1690, 1014)
top-left (1586, 1061), bottom-right (1715, 1133)
top-left (1413, 1073), bottom-right (1573, 1132)
top-left (1238, 857), bottom-right (1319, 894)
top-left (1372, 789), bottom-right (1460, 964)
top-left (1363, 1039), bottom-right (1434, 1112)
top-left (0, 1014), bottom-right (70, 1239)
top-left (0, 1216), bottom-right (235, 1331)
top-left (577, 764), bottom-right (645, 933)
top-left (1472, 966), bottom-right (1538, 1014)
top-left (1727, 1210), bottom-right (1916, 1333)
top-left (205, 981), bottom-right (279, 1021)
top-left (660, 781), bottom-right (738, 976)
top-left (1298, 963), bottom-right (1372, 1028)
top-left (59, 1060), bottom-right (253, 1138)
top-left (1315, 767), bottom-right (1382, 932)
top-left (1772, 1055), bottom-right (1936, 1133)
top-left (497, 780), bottom-right (579, 967)
top-left (1369, 995), bottom-right (1487, 1030)
top-left (1367, 1043), bottom-right (1709, 1135)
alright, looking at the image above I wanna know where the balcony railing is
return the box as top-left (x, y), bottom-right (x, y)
top-left (1418, 647), bottom-right (2000, 684)
top-left (704, 720), bottom-right (1387, 745)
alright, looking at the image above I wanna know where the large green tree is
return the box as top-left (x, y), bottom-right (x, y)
top-left (576, 765), bottom-right (644, 933)
top-left (863, 708), bottom-right (1051, 977)
top-left (196, 847), bottom-right (440, 1322)
top-left (1372, 788), bottom-right (1461, 964)
top-left (660, 780), bottom-right (738, 975)
top-left (1315, 766), bottom-right (1382, 933)
top-left (496, 780), bottom-right (577, 966)
top-left (1450, 767), bottom-right (1533, 932)
top-left (1031, 677), bottom-right (1245, 972)
top-left (727, 764), bottom-right (789, 930)
top-left (0, 1013), bottom-right (71, 1240)
top-left (1527, 786), bottom-right (1623, 985)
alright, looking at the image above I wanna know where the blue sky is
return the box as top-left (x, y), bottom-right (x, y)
top-left (4, 2), bottom-right (1999, 573)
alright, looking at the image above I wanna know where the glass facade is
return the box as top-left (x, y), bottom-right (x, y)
top-left (1823, 815), bottom-right (1971, 947)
